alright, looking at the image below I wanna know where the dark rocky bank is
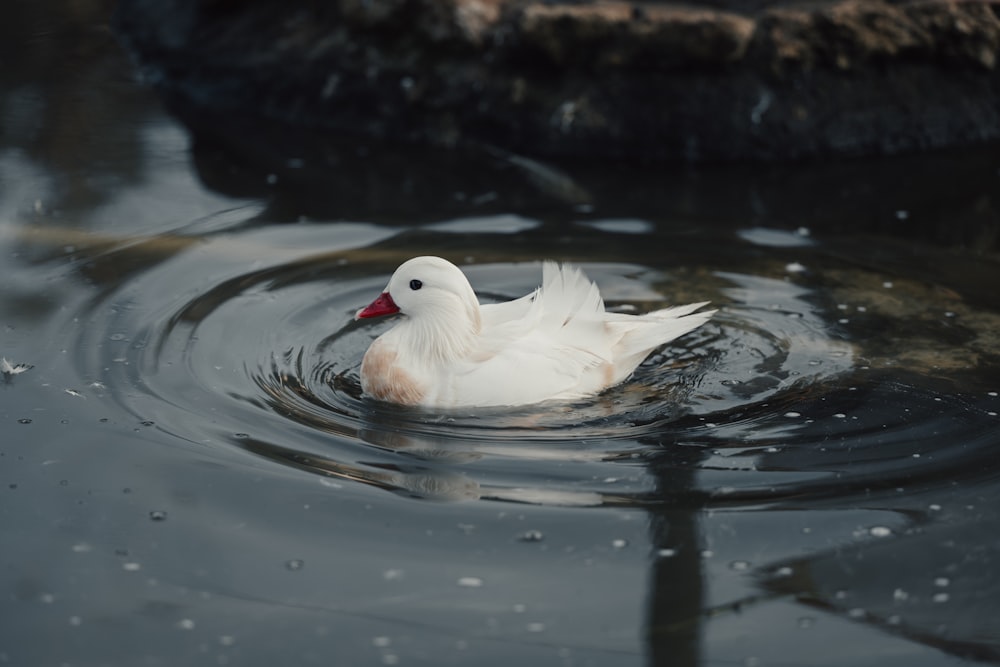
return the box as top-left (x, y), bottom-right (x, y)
top-left (114, 0), bottom-right (1000, 162)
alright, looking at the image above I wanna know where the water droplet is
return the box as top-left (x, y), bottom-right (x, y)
top-left (285, 559), bottom-right (304, 571)
top-left (149, 511), bottom-right (167, 522)
top-left (869, 526), bottom-right (892, 538)
top-left (457, 577), bottom-right (483, 588)
top-left (518, 530), bottom-right (544, 543)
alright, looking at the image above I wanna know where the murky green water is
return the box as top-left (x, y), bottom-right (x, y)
top-left (2, 5), bottom-right (1000, 666)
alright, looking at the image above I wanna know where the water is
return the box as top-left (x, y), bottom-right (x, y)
top-left (3, 5), bottom-right (1000, 666)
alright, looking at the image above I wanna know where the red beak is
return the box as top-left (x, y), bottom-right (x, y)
top-left (355, 292), bottom-right (400, 319)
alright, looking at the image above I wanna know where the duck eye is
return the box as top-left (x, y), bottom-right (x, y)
top-left (409, 279), bottom-right (423, 291)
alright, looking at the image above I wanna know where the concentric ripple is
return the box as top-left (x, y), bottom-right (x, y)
top-left (66, 227), bottom-right (1000, 507)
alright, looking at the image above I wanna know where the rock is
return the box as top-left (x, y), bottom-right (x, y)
top-left (114, 0), bottom-right (1000, 161)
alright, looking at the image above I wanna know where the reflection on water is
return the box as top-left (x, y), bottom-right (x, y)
top-left (2, 4), bottom-right (1000, 666)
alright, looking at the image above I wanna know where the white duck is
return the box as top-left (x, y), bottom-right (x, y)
top-left (355, 256), bottom-right (714, 408)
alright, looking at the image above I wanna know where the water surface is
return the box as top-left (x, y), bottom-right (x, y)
top-left (2, 7), bottom-right (1000, 667)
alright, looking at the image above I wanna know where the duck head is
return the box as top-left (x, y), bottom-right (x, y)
top-left (356, 256), bottom-right (482, 334)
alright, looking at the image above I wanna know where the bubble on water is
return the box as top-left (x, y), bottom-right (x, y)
top-left (932, 592), bottom-right (950, 603)
top-left (109, 333), bottom-right (127, 341)
top-left (40, 593), bottom-right (55, 604)
top-left (869, 526), bottom-right (892, 538)
top-left (140, 421), bottom-right (155, 427)
top-left (656, 548), bottom-right (677, 558)
top-left (934, 577), bottom-right (950, 587)
top-left (285, 559), bottom-right (305, 571)
top-left (895, 210), bottom-right (909, 220)
top-left (69, 616), bottom-right (82, 626)
top-left (928, 504), bottom-right (942, 511)
top-left (518, 530), bottom-right (544, 543)
top-left (893, 588), bottom-right (909, 601)
top-left (775, 566), bottom-right (794, 578)
top-left (612, 539), bottom-right (628, 549)
top-left (122, 562), bottom-right (141, 572)
top-left (178, 618), bottom-right (195, 630)
top-left (219, 636), bottom-right (236, 647)
top-left (783, 411), bottom-right (801, 418)
top-left (383, 569), bottom-right (403, 581)
top-left (847, 608), bottom-right (866, 619)
top-left (233, 433), bottom-right (249, 439)
top-left (149, 511), bottom-right (167, 522)
top-left (458, 577), bottom-right (483, 588)
top-left (887, 614), bottom-right (902, 626)
top-left (72, 543), bottom-right (92, 553)
top-left (382, 655), bottom-right (399, 665)
top-left (17, 419), bottom-right (31, 425)
top-left (882, 281), bottom-right (894, 288)
top-left (526, 622), bottom-right (546, 633)
top-left (513, 603), bottom-right (527, 613)
top-left (372, 636), bottom-right (391, 648)
top-left (797, 616), bottom-right (816, 629)
top-left (785, 262), bottom-right (807, 273)
top-left (833, 413), bottom-right (847, 419)
top-left (729, 560), bottom-right (751, 572)
top-left (700, 549), bottom-right (714, 559)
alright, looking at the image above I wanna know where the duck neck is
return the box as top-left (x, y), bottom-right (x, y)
top-left (402, 308), bottom-right (481, 362)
